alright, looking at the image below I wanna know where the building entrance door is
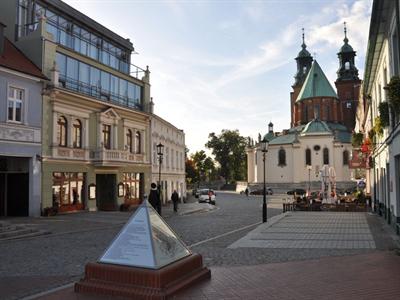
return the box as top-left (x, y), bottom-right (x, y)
top-left (96, 174), bottom-right (117, 211)
top-left (0, 173), bottom-right (29, 216)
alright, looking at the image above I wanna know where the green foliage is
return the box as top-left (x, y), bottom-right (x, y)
top-left (185, 158), bottom-right (197, 184)
top-left (378, 102), bottom-right (390, 127)
top-left (188, 150), bottom-right (216, 183)
top-left (373, 116), bottom-right (384, 137)
top-left (205, 129), bottom-right (247, 183)
top-left (387, 76), bottom-right (400, 114)
top-left (351, 132), bottom-right (364, 147)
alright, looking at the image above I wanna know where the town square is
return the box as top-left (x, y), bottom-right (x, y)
top-left (0, 0), bottom-right (400, 299)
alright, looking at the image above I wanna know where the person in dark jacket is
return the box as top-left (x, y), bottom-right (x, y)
top-left (149, 182), bottom-right (161, 215)
top-left (171, 190), bottom-right (179, 212)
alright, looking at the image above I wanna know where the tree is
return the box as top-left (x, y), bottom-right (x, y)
top-left (205, 129), bottom-right (247, 184)
top-left (185, 158), bottom-right (197, 184)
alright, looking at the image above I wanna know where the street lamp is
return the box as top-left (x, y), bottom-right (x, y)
top-left (307, 165), bottom-right (312, 196)
top-left (156, 142), bottom-right (164, 201)
top-left (261, 137), bottom-right (269, 223)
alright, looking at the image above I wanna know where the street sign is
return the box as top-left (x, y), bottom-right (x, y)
top-left (357, 180), bottom-right (366, 189)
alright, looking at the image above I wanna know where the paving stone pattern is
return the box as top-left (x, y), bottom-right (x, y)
top-left (229, 212), bottom-right (376, 249)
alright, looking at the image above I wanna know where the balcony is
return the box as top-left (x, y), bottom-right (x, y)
top-left (51, 146), bottom-right (89, 160)
top-left (90, 149), bottom-right (146, 166)
top-left (58, 74), bottom-right (143, 111)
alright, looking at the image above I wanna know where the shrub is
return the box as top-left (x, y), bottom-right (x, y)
top-left (352, 132), bottom-right (364, 147)
top-left (378, 102), bottom-right (390, 127)
top-left (387, 76), bottom-right (400, 114)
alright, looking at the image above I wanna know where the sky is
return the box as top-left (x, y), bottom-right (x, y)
top-left (64, 0), bottom-right (372, 155)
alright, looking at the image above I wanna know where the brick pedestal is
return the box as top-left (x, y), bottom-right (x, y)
top-left (75, 253), bottom-right (210, 299)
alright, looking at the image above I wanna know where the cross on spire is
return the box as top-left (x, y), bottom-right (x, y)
top-left (313, 52), bottom-right (317, 60)
top-left (343, 21), bottom-right (348, 43)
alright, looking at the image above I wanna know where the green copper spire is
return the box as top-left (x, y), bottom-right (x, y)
top-left (296, 60), bottom-right (338, 102)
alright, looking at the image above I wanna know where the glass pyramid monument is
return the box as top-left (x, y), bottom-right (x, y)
top-left (99, 200), bottom-right (191, 269)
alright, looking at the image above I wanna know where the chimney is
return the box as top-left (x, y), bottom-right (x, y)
top-left (0, 23), bottom-right (6, 56)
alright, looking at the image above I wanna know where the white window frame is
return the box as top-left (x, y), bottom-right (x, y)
top-left (7, 86), bottom-right (25, 123)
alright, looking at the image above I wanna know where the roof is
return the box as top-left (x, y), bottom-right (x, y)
top-left (335, 131), bottom-right (351, 143)
top-left (0, 38), bottom-right (46, 79)
top-left (269, 133), bottom-right (296, 145)
top-left (340, 39), bottom-right (354, 53)
top-left (296, 60), bottom-right (338, 102)
top-left (363, 0), bottom-right (393, 95)
top-left (301, 119), bottom-right (332, 135)
top-left (262, 131), bottom-right (275, 142)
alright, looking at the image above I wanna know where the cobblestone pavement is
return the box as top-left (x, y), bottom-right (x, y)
top-left (0, 192), bottom-right (281, 299)
top-left (0, 192), bottom-right (399, 300)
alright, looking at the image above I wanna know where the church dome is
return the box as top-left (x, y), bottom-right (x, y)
top-left (262, 131), bottom-right (275, 142)
top-left (297, 46), bottom-right (311, 58)
top-left (340, 40), bottom-right (354, 53)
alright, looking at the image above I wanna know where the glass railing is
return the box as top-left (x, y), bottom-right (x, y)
top-left (59, 74), bottom-right (143, 111)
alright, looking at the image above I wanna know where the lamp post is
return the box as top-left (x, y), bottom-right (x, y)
top-left (307, 165), bottom-right (312, 196)
top-left (261, 138), bottom-right (269, 223)
top-left (156, 142), bottom-right (164, 202)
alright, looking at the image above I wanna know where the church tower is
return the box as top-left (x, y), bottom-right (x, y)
top-left (290, 29), bottom-right (313, 127)
top-left (335, 22), bottom-right (361, 131)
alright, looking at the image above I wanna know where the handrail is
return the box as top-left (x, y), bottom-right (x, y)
top-left (59, 74), bottom-right (143, 111)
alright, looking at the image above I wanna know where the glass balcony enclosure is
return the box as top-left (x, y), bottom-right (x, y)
top-left (56, 53), bottom-right (142, 110)
top-left (16, 0), bottom-right (137, 75)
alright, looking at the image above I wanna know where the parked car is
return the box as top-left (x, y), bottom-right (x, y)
top-left (198, 189), bottom-right (216, 205)
top-left (249, 188), bottom-right (273, 195)
top-left (287, 188), bottom-right (306, 196)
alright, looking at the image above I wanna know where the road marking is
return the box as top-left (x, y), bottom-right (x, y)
top-left (188, 221), bottom-right (261, 248)
top-left (21, 282), bottom-right (75, 300)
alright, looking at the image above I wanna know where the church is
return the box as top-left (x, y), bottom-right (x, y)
top-left (247, 27), bottom-right (360, 192)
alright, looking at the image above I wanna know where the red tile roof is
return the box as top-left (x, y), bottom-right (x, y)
top-left (0, 38), bottom-right (46, 79)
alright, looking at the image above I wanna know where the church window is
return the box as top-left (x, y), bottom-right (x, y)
top-left (345, 61), bottom-right (350, 70)
top-left (314, 104), bottom-right (320, 118)
top-left (324, 105), bottom-right (330, 120)
top-left (305, 148), bottom-right (311, 166)
top-left (278, 148), bottom-right (286, 167)
top-left (323, 148), bottom-right (329, 165)
top-left (343, 150), bottom-right (349, 165)
top-left (303, 66), bottom-right (307, 74)
top-left (303, 107), bottom-right (308, 123)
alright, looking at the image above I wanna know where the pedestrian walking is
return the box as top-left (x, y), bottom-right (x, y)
top-left (149, 182), bottom-right (161, 215)
top-left (245, 187), bottom-right (249, 197)
top-left (171, 190), bottom-right (179, 212)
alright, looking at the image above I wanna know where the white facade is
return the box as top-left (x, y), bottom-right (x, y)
top-left (247, 123), bottom-right (352, 189)
top-left (358, 0), bottom-right (400, 231)
top-left (151, 115), bottom-right (186, 204)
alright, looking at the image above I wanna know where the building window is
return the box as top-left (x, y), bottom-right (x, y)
top-left (305, 148), bottom-right (311, 165)
top-left (323, 148), bottom-right (329, 165)
top-left (343, 150), bottom-right (349, 165)
top-left (135, 131), bottom-right (141, 154)
top-left (57, 116), bottom-right (68, 147)
top-left (72, 119), bottom-right (82, 148)
top-left (278, 148), bottom-right (286, 166)
top-left (123, 173), bottom-right (143, 202)
top-left (102, 124), bottom-right (111, 149)
top-left (126, 129), bottom-right (132, 153)
top-left (56, 52), bottom-right (142, 110)
top-left (52, 172), bottom-right (85, 207)
top-left (8, 87), bottom-right (24, 122)
top-left (344, 61), bottom-right (350, 70)
top-left (346, 102), bottom-right (352, 109)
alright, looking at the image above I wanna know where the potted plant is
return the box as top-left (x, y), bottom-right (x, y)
top-left (387, 76), bottom-right (400, 114)
top-left (352, 132), bottom-right (364, 147)
top-left (378, 102), bottom-right (390, 127)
